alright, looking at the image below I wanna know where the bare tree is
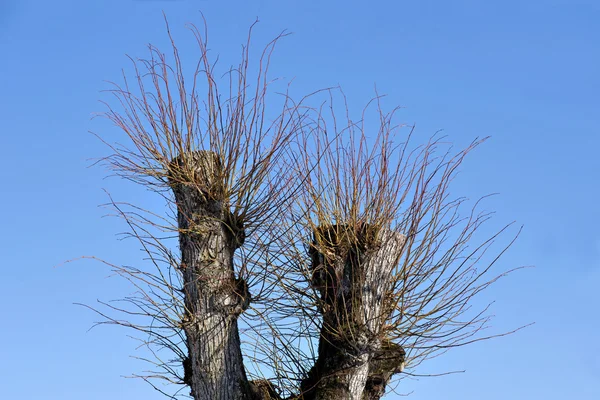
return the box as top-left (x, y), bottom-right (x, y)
top-left (87, 17), bottom-right (523, 400)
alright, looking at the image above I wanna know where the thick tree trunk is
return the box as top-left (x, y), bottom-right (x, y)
top-left (301, 225), bottom-right (406, 400)
top-left (169, 152), bottom-right (405, 400)
top-left (169, 151), bottom-right (251, 400)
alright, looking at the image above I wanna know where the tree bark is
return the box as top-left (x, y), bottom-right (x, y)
top-left (300, 225), bottom-right (406, 400)
top-left (169, 152), bottom-right (406, 400)
top-left (170, 151), bottom-right (251, 400)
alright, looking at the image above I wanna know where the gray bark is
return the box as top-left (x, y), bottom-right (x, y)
top-left (300, 225), bottom-right (406, 400)
top-left (170, 151), bottom-right (251, 400)
top-left (168, 152), bottom-right (405, 400)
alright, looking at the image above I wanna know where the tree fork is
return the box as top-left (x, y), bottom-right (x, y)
top-left (300, 224), bottom-right (406, 400)
top-left (169, 151), bottom-right (251, 400)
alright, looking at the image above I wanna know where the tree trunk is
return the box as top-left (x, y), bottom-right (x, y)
top-left (170, 151), bottom-right (251, 400)
top-left (300, 224), bottom-right (406, 400)
top-left (169, 152), bottom-right (406, 400)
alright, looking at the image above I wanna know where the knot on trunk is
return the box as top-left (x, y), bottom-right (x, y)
top-left (364, 341), bottom-right (406, 399)
top-left (230, 277), bottom-right (251, 316)
top-left (225, 210), bottom-right (246, 248)
top-left (182, 355), bottom-right (193, 387)
top-left (370, 341), bottom-right (405, 374)
top-left (248, 380), bottom-right (282, 400)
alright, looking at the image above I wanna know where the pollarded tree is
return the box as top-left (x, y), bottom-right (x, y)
top-left (88, 17), bottom-right (523, 400)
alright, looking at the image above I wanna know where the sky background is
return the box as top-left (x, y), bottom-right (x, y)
top-left (1, 0), bottom-right (599, 398)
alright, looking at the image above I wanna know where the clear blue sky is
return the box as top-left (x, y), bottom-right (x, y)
top-left (1, 0), bottom-right (598, 399)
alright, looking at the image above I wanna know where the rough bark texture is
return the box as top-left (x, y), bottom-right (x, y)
top-left (169, 152), bottom-right (406, 400)
top-left (300, 225), bottom-right (406, 400)
top-left (169, 151), bottom-right (251, 400)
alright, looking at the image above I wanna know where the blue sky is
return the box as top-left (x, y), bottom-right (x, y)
top-left (1, 0), bottom-right (599, 398)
